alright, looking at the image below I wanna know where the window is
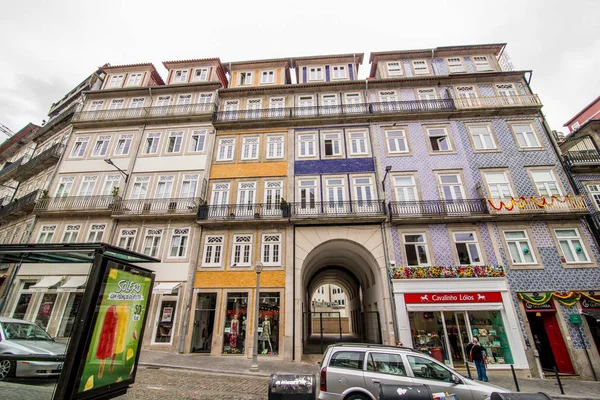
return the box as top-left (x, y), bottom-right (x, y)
top-left (108, 75), bottom-right (124, 88)
top-left (266, 136), bottom-right (284, 159)
top-left (87, 224), bottom-right (106, 242)
top-left (349, 131), bottom-right (367, 155)
top-left (37, 225), bottom-right (56, 243)
top-left (453, 232), bottom-right (482, 265)
top-left (417, 88), bottom-right (437, 101)
top-left (211, 183), bottom-right (230, 205)
top-left (203, 236), bottom-right (224, 266)
top-left (167, 131), bottom-right (183, 153)
top-left (332, 66), bottom-right (346, 79)
top-left (199, 93), bottom-right (213, 105)
top-left (504, 230), bottom-right (536, 265)
top-left (326, 178), bottom-right (345, 207)
top-left (92, 135), bottom-right (111, 157)
top-left (555, 228), bottom-right (590, 263)
top-left (447, 57), bottom-right (465, 73)
top-left (345, 93), bottom-right (361, 107)
top-left (108, 99), bottom-right (124, 110)
top-left (262, 234), bottom-right (282, 266)
top-left (89, 100), bottom-right (104, 112)
top-left (156, 176), bottom-right (174, 199)
top-left (143, 228), bottom-right (162, 258)
top-left (223, 100), bottom-right (239, 119)
top-left (240, 72), bottom-right (253, 85)
top-left (484, 171), bottom-right (512, 198)
top-left (404, 234), bottom-right (430, 266)
top-left (455, 86), bottom-right (479, 107)
top-left (329, 351), bottom-right (364, 370)
top-left (531, 169), bottom-right (561, 196)
top-left (117, 229), bottom-right (137, 251)
top-left (438, 173), bottom-right (465, 200)
top-left (587, 184), bottom-right (600, 210)
top-left (78, 176), bottom-right (97, 196)
top-left (173, 70), bottom-right (188, 83)
top-left (193, 68), bottom-right (209, 81)
top-left (473, 56), bottom-right (493, 71)
top-left (261, 70), bottom-right (275, 83)
top-left (512, 123), bottom-right (541, 148)
top-left (298, 180), bottom-right (316, 210)
top-left (269, 97), bottom-right (285, 117)
top-left (407, 356), bottom-right (452, 382)
top-left (62, 225), bottom-right (80, 243)
top-left (322, 94), bottom-right (338, 108)
top-left (308, 67), bottom-right (323, 80)
top-left (156, 96), bottom-right (171, 107)
top-left (386, 129), bottom-right (408, 154)
top-left (169, 228), bottom-right (189, 258)
top-left (177, 95), bottom-right (192, 106)
top-left (246, 99), bottom-right (263, 119)
top-left (323, 133), bottom-right (342, 156)
top-left (144, 133), bottom-right (161, 154)
top-left (101, 175), bottom-right (121, 196)
top-left (380, 91), bottom-right (398, 102)
top-left (188, 130), bottom-right (206, 153)
top-left (572, 121), bottom-right (580, 131)
top-left (237, 182), bottom-right (256, 205)
top-left (469, 125), bottom-right (497, 150)
top-left (55, 176), bottom-right (74, 197)
top-left (71, 136), bottom-right (90, 157)
top-left (427, 127), bottom-right (452, 152)
top-left (367, 352), bottom-right (406, 376)
top-left (217, 138), bottom-right (235, 161)
top-left (264, 181), bottom-right (282, 213)
top-left (387, 62), bottom-right (403, 76)
top-left (353, 177), bottom-right (373, 204)
top-left (412, 60), bottom-right (430, 75)
top-left (126, 73), bottom-right (143, 86)
top-left (394, 176), bottom-right (418, 202)
top-left (241, 137), bottom-right (260, 160)
top-left (181, 175), bottom-right (198, 198)
top-left (131, 176), bottom-right (150, 200)
top-left (298, 134), bottom-right (315, 157)
top-left (115, 134), bottom-right (133, 155)
top-left (232, 235), bottom-right (252, 266)
top-left (496, 83), bottom-right (518, 97)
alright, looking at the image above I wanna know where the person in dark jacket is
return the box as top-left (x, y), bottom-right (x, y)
top-left (467, 337), bottom-right (488, 382)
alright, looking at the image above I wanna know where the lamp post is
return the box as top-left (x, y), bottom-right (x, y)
top-left (249, 261), bottom-right (263, 372)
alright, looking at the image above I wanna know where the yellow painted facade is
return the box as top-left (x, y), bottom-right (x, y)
top-left (210, 162), bottom-right (287, 179)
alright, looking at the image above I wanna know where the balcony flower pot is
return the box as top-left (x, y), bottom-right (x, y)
top-left (197, 203), bottom-right (209, 220)
top-left (280, 199), bottom-right (291, 218)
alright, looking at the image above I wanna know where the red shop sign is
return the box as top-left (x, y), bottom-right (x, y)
top-left (404, 292), bottom-right (502, 304)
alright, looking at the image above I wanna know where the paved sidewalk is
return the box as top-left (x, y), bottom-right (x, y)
top-left (139, 350), bottom-right (600, 399)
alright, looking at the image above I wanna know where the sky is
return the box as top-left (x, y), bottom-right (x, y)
top-left (0, 0), bottom-right (598, 137)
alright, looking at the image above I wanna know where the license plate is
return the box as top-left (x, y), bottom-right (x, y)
top-left (57, 364), bottom-right (62, 371)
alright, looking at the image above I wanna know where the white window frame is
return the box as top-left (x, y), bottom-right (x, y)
top-left (108, 99), bottom-right (124, 110)
top-left (167, 131), bottom-right (184, 153)
top-left (180, 174), bottom-right (198, 198)
top-left (92, 135), bottom-right (111, 157)
top-left (177, 94), bottom-right (192, 106)
top-left (131, 176), bottom-right (150, 200)
top-left (453, 232), bottom-right (483, 265)
top-left (348, 131), bottom-right (368, 155)
top-left (412, 60), bottom-right (430, 75)
top-left (156, 96), bottom-right (171, 107)
top-left (169, 228), bottom-right (189, 258)
top-left (108, 75), bottom-right (124, 88)
top-left (484, 171), bottom-right (513, 199)
top-left (193, 68), bottom-right (209, 82)
top-left (531, 169), bottom-right (562, 196)
top-left (117, 229), bottom-right (137, 251)
top-left (202, 235), bottom-right (224, 267)
top-left (403, 233), bottom-right (431, 266)
top-left (437, 173), bottom-right (466, 201)
top-left (237, 181), bottom-right (256, 205)
top-left (216, 138), bottom-right (235, 161)
top-left (261, 234), bottom-right (282, 266)
top-left (332, 65), bottom-right (347, 79)
top-left (379, 91), bottom-right (398, 102)
top-left (308, 67), bottom-right (323, 81)
top-left (386, 61), bottom-right (403, 76)
top-left (89, 100), bottom-right (104, 112)
top-left (142, 228), bottom-right (163, 258)
top-left (298, 134), bottom-right (316, 158)
top-left (266, 135), bottom-right (284, 159)
top-left (469, 125), bottom-right (497, 150)
top-left (241, 137), bottom-right (260, 160)
top-left (173, 70), bottom-right (189, 83)
top-left (37, 225), bottom-right (56, 243)
top-left (144, 133), bottom-right (161, 154)
top-left (447, 57), bottom-right (465, 73)
top-left (62, 225), bottom-right (81, 243)
top-left (126, 73), bottom-right (143, 86)
top-left (232, 234), bottom-right (253, 266)
top-left (78, 176), bottom-right (98, 196)
top-left (87, 224), bottom-right (106, 242)
top-left (115, 134), bottom-right (133, 155)
top-left (385, 129), bottom-right (409, 154)
top-left (101, 175), bottom-right (121, 196)
top-left (426, 127), bottom-right (452, 152)
top-left (240, 71), bottom-right (253, 85)
top-left (554, 228), bottom-right (590, 264)
top-left (587, 184), bottom-right (600, 210)
top-left (190, 130), bottom-right (207, 153)
top-left (473, 56), bottom-right (493, 71)
top-left (323, 132), bottom-right (342, 157)
top-left (156, 175), bottom-right (174, 199)
top-left (70, 136), bottom-right (90, 158)
top-left (393, 175), bottom-right (418, 202)
top-left (55, 176), bottom-right (75, 197)
top-left (417, 88), bottom-right (438, 101)
top-left (260, 70), bottom-right (275, 84)
top-left (211, 182), bottom-right (230, 206)
top-left (512, 123), bottom-right (541, 149)
top-left (503, 230), bottom-right (537, 265)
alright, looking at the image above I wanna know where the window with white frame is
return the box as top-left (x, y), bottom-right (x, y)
top-left (555, 228), bottom-right (590, 263)
top-left (181, 174), bottom-right (198, 198)
top-left (126, 73), bottom-right (143, 86)
top-left (427, 127), bottom-right (452, 152)
top-left (108, 99), bottom-right (124, 110)
top-left (155, 175), bottom-right (174, 199)
top-left (177, 95), bottom-right (192, 106)
top-left (386, 62), bottom-right (403, 76)
top-left (71, 136), bottom-right (90, 157)
top-left (262, 234), bottom-right (281, 266)
top-left (115, 134), bottom-right (133, 155)
top-left (473, 56), bottom-right (493, 71)
top-left (117, 229), bottom-right (137, 251)
top-left (512, 123), bottom-right (541, 148)
top-left (169, 228), bottom-right (189, 258)
top-left (241, 137), bottom-right (259, 160)
top-left (345, 93), bottom-right (361, 105)
top-left (531, 169), bottom-right (561, 196)
top-left (198, 93), bottom-right (213, 105)
top-left (484, 171), bottom-right (513, 198)
top-left (89, 100), bottom-right (104, 112)
top-left (193, 68), bottom-right (209, 81)
top-left (496, 83), bottom-right (518, 97)
top-left (299, 179), bottom-right (316, 209)
top-left (202, 235), bottom-right (224, 266)
top-left (264, 181), bottom-right (282, 210)
top-left (78, 176), bottom-right (98, 196)
top-left (380, 91), bottom-right (398, 102)
top-left (232, 235), bottom-right (252, 266)
top-left (167, 131), bottom-right (183, 153)
top-left (469, 125), bottom-right (497, 150)
top-left (412, 60), bottom-right (430, 75)
top-left (173, 70), bottom-right (188, 83)
top-left (323, 132), bottom-right (342, 156)
top-left (108, 75), bottom-right (124, 88)
top-left (349, 131), bottom-right (368, 155)
top-left (455, 86), bottom-right (479, 106)
top-left (503, 230), bottom-right (536, 265)
top-left (266, 136), bottom-right (284, 159)
top-left (298, 134), bottom-right (315, 157)
top-left (386, 129), bottom-right (408, 154)
top-left (322, 94), bottom-right (338, 108)
top-left (453, 232), bottom-right (482, 265)
top-left (37, 225), bottom-right (56, 243)
top-left (55, 176), bottom-right (74, 197)
top-left (268, 97), bottom-right (285, 117)
top-left (326, 178), bottom-right (345, 206)
top-left (217, 138), bottom-right (235, 161)
top-left (261, 70), bottom-right (275, 83)
top-left (403, 234), bottom-right (430, 266)
top-left (156, 96), bottom-right (171, 107)
top-left (131, 176), bottom-right (150, 200)
top-left (447, 57), bottom-right (465, 73)
top-left (144, 133), bottom-right (161, 154)
top-left (237, 181), bottom-right (256, 205)
top-left (353, 177), bottom-right (373, 203)
top-left (417, 88), bottom-right (437, 101)
top-left (332, 66), bottom-right (346, 79)
top-left (92, 135), bottom-right (111, 157)
top-left (240, 72), bottom-right (253, 85)
top-left (87, 224), bottom-right (106, 242)
top-left (223, 100), bottom-right (239, 119)
top-left (211, 183), bottom-right (230, 205)
top-left (101, 175), bottom-right (121, 196)
top-left (62, 225), bottom-right (81, 243)
top-left (143, 228), bottom-right (163, 258)
top-left (438, 173), bottom-right (465, 200)
top-left (308, 67), bottom-right (323, 81)
top-left (394, 176), bottom-right (418, 202)
top-left (189, 130), bottom-right (206, 152)
top-left (587, 184), bottom-right (600, 210)
top-left (246, 99), bottom-right (263, 119)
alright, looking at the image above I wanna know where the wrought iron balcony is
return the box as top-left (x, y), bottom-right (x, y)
top-left (0, 190), bottom-right (40, 220)
top-left (197, 202), bottom-right (289, 221)
top-left (34, 195), bottom-right (119, 214)
top-left (563, 150), bottom-right (600, 170)
top-left (291, 200), bottom-right (386, 218)
top-left (453, 94), bottom-right (541, 110)
top-left (389, 199), bottom-right (488, 221)
top-left (370, 99), bottom-right (455, 114)
top-left (15, 144), bottom-right (65, 182)
top-left (72, 103), bottom-right (216, 123)
top-left (113, 197), bottom-right (201, 217)
top-left (0, 157), bottom-right (23, 184)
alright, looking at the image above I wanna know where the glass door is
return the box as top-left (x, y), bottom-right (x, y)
top-left (192, 293), bottom-right (217, 353)
top-left (444, 312), bottom-right (470, 367)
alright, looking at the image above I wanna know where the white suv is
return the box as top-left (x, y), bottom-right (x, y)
top-left (318, 343), bottom-right (509, 400)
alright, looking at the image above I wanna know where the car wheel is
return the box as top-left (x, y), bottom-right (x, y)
top-left (346, 394), bottom-right (369, 400)
top-left (0, 359), bottom-right (14, 381)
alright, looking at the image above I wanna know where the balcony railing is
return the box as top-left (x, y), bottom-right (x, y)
top-left (15, 143), bottom-right (65, 182)
top-left (389, 199), bottom-right (488, 218)
top-left (0, 189), bottom-right (40, 219)
top-left (291, 200), bottom-right (386, 217)
top-left (453, 94), bottom-right (541, 110)
top-left (198, 202), bottom-right (289, 220)
top-left (113, 197), bottom-right (201, 216)
top-left (486, 195), bottom-right (587, 215)
top-left (34, 195), bottom-right (119, 213)
top-left (370, 99), bottom-right (456, 114)
top-left (0, 157), bottom-right (23, 184)
top-left (563, 150), bottom-right (600, 169)
top-left (73, 103), bottom-right (216, 122)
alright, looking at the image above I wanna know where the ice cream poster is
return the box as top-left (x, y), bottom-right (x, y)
top-left (77, 267), bottom-right (152, 394)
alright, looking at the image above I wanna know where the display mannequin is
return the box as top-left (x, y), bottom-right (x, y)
top-left (262, 317), bottom-right (273, 354)
top-left (230, 315), bottom-right (239, 348)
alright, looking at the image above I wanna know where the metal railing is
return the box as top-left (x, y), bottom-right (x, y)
top-left (370, 99), bottom-right (456, 114)
top-left (16, 143), bottom-right (65, 181)
top-left (486, 196), bottom-right (588, 214)
top-left (0, 157), bottom-right (23, 183)
top-left (389, 199), bottom-right (488, 217)
top-left (113, 197), bottom-right (201, 216)
top-left (291, 200), bottom-right (385, 217)
top-left (563, 150), bottom-right (600, 168)
top-left (453, 94), bottom-right (541, 109)
top-left (0, 189), bottom-right (40, 219)
top-left (198, 202), bottom-right (288, 220)
top-left (34, 195), bottom-right (119, 213)
top-left (73, 103), bottom-right (216, 122)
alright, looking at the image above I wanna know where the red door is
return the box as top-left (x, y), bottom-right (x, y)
top-left (543, 313), bottom-right (575, 374)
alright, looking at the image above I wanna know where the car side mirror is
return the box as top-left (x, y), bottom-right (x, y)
top-left (451, 375), bottom-right (462, 385)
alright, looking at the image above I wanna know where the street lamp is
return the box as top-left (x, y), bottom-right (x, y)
top-left (249, 260), bottom-right (263, 372)
top-left (381, 165), bottom-right (392, 191)
top-left (104, 158), bottom-right (129, 183)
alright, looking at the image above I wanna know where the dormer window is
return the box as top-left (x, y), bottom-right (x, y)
top-left (412, 60), bottom-right (430, 75)
top-left (193, 68), bottom-right (209, 81)
top-left (108, 75), bottom-right (124, 88)
top-left (308, 67), bottom-right (323, 81)
top-left (261, 70), bottom-right (275, 84)
top-left (126, 73), bottom-right (143, 86)
top-left (173, 70), bottom-right (188, 83)
top-left (240, 72), bottom-right (253, 85)
top-left (447, 57), bottom-right (465, 73)
top-left (332, 66), bottom-right (346, 79)
top-left (387, 62), bottom-right (403, 76)
top-left (473, 56), bottom-right (493, 71)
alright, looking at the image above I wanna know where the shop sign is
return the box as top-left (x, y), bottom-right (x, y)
top-left (404, 292), bottom-right (502, 303)
top-left (569, 314), bottom-right (583, 324)
top-left (523, 299), bottom-right (556, 312)
top-left (581, 296), bottom-right (600, 309)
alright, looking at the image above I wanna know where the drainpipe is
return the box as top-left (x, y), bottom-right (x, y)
top-left (431, 47), bottom-right (437, 75)
top-left (353, 54), bottom-right (357, 81)
top-left (292, 225), bottom-right (296, 361)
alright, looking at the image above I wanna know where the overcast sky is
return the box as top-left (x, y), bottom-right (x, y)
top-left (0, 0), bottom-right (598, 137)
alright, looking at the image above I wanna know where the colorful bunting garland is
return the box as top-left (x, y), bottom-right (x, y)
top-left (487, 195), bottom-right (584, 211)
top-left (518, 291), bottom-right (600, 307)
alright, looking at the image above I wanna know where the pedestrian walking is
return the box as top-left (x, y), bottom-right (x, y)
top-left (466, 337), bottom-right (488, 382)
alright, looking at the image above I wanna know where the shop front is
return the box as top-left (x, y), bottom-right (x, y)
top-left (581, 295), bottom-right (600, 354)
top-left (393, 279), bottom-right (529, 372)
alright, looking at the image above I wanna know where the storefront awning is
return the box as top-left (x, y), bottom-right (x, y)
top-left (30, 276), bottom-right (64, 292)
top-left (57, 275), bottom-right (88, 292)
top-left (153, 282), bottom-right (181, 295)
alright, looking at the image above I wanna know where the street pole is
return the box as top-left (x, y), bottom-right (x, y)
top-left (249, 261), bottom-right (263, 372)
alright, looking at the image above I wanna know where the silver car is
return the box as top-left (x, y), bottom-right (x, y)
top-left (0, 317), bottom-right (66, 380)
top-left (318, 343), bottom-right (510, 400)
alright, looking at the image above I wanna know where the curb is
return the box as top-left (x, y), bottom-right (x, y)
top-left (138, 362), bottom-right (276, 378)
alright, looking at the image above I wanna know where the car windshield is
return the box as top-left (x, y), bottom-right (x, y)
top-left (2, 322), bottom-right (53, 341)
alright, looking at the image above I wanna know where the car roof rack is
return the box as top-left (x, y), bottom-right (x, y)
top-left (331, 343), bottom-right (416, 352)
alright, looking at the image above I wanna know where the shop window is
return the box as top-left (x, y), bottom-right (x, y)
top-left (35, 293), bottom-right (58, 330)
top-left (153, 295), bottom-right (178, 344)
top-left (367, 352), bottom-right (406, 376)
top-left (406, 355), bottom-right (452, 381)
top-left (57, 292), bottom-right (83, 337)
top-left (469, 311), bottom-right (514, 364)
top-left (409, 312), bottom-right (451, 365)
top-left (258, 292), bottom-right (280, 355)
top-left (223, 292), bottom-right (248, 354)
top-left (12, 282), bottom-right (35, 320)
top-left (453, 232), bottom-right (482, 265)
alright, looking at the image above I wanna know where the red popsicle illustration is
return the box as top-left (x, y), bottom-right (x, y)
top-left (110, 303), bottom-right (130, 373)
top-left (96, 305), bottom-right (118, 379)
